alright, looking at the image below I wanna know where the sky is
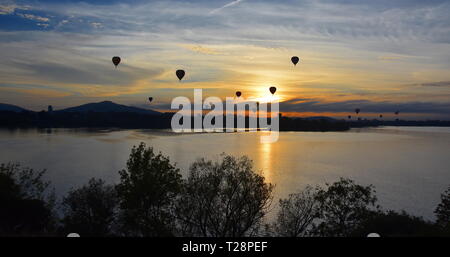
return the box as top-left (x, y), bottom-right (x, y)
top-left (0, 0), bottom-right (450, 119)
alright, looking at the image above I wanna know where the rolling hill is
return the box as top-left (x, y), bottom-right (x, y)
top-left (58, 101), bottom-right (161, 115)
top-left (0, 103), bottom-right (30, 112)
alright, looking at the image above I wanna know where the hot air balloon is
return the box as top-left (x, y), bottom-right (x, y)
top-left (379, 114), bottom-right (383, 118)
top-left (269, 86), bottom-right (277, 95)
top-left (112, 56), bottom-right (121, 68)
top-left (291, 56), bottom-right (300, 66)
top-left (355, 108), bottom-right (360, 115)
top-left (148, 97), bottom-right (153, 103)
top-left (348, 115), bottom-right (352, 119)
top-left (236, 91), bottom-right (242, 98)
top-left (176, 70), bottom-right (185, 81)
top-left (395, 111), bottom-right (399, 115)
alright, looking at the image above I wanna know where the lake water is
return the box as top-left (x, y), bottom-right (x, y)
top-left (0, 127), bottom-right (449, 221)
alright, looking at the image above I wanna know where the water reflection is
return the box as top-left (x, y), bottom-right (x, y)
top-left (0, 127), bottom-right (449, 221)
top-left (260, 138), bottom-right (273, 183)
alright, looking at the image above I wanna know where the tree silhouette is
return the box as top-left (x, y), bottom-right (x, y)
top-left (176, 154), bottom-right (273, 237)
top-left (313, 178), bottom-right (379, 236)
top-left (0, 163), bottom-right (56, 236)
top-left (352, 210), bottom-right (440, 237)
top-left (61, 178), bottom-right (118, 236)
top-left (435, 185), bottom-right (450, 232)
top-left (116, 143), bottom-right (182, 236)
top-left (270, 186), bottom-right (320, 237)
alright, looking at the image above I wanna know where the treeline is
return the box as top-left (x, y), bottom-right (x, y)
top-left (0, 111), bottom-right (173, 129)
top-left (1, 143), bottom-right (449, 237)
top-left (348, 119), bottom-right (450, 128)
top-left (0, 111), bottom-right (350, 131)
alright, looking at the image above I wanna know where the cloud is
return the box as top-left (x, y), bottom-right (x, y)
top-left (17, 13), bottom-right (50, 22)
top-left (90, 22), bottom-right (103, 29)
top-left (180, 44), bottom-right (221, 55)
top-left (209, 0), bottom-right (246, 14)
top-left (8, 59), bottom-right (162, 87)
top-left (0, 0), bottom-right (449, 114)
top-left (37, 23), bottom-right (49, 28)
top-left (420, 81), bottom-right (450, 87)
top-left (279, 98), bottom-right (450, 115)
top-left (0, 3), bottom-right (29, 15)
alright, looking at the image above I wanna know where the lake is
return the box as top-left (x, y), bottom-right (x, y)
top-left (0, 126), bottom-right (449, 221)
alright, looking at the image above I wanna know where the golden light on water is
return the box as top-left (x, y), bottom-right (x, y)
top-left (260, 133), bottom-right (274, 183)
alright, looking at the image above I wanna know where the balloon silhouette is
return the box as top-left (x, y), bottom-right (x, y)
top-left (348, 115), bottom-right (352, 119)
top-left (236, 91), bottom-right (242, 98)
top-left (379, 114), bottom-right (383, 118)
top-left (112, 56), bottom-right (121, 68)
top-left (291, 56), bottom-right (300, 66)
top-left (395, 111), bottom-right (399, 115)
top-left (269, 86), bottom-right (277, 95)
top-left (148, 97), bottom-right (153, 103)
top-left (176, 70), bottom-right (185, 81)
top-left (355, 108), bottom-right (361, 114)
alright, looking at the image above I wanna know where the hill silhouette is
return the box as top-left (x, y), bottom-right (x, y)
top-left (0, 103), bottom-right (30, 113)
top-left (1, 101), bottom-right (448, 130)
top-left (0, 101), bottom-right (169, 129)
top-left (58, 101), bottom-right (161, 115)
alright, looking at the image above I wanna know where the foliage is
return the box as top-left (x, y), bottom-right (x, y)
top-left (176, 154), bottom-right (274, 237)
top-left (0, 163), bottom-right (54, 202)
top-left (61, 178), bottom-right (118, 236)
top-left (270, 186), bottom-right (320, 237)
top-left (435, 185), bottom-right (450, 231)
top-left (116, 143), bottom-right (182, 236)
top-left (1, 154), bottom-right (450, 237)
top-left (351, 210), bottom-right (442, 237)
top-left (312, 178), bottom-right (379, 237)
top-left (0, 162), bottom-right (56, 235)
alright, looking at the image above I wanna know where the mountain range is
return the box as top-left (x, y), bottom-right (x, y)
top-left (0, 101), bottom-right (161, 115)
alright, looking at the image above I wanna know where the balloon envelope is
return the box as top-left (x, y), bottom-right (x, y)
top-left (148, 97), bottom-right (153, 103)
top-left (395, 111), bottom-right (399, 115)
top-left (112, 56), bottom-right (121, 67)
top-left (269, 86), bottom-right (277, 95)
top-left (355, 108), bottom-right (360, 114)
top-left (348, 115), bottom-right (352, 119)
top-left (236, 91), bottom-right (242, 97)
top-left (176, 70), bottom-right (185, 81)
top-left (291, 56), bottom-right (300, 66)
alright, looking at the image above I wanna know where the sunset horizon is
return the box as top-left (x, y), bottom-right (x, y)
top-left (1, 0), bottom-right (449, 120)
top-left (1, 0), bottom-right (450, 247)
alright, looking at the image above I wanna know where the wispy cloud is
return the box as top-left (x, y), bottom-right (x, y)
top-left (90, 22), bottom-right (103, 29)
top-left (210, 0), bottom-right (246, 14)
top-left (17, 13), bottom-right (50, 22)
top-left (420, 81), bottom-right (450, 87)
top-left (0, 0), bottom-right (449, 116)
top-left (280, 98), bottom-right (450, 115)
top-left (0, 3), bottom-right (29, 15)
top-left (180, 44), bottom-right (221, 55)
